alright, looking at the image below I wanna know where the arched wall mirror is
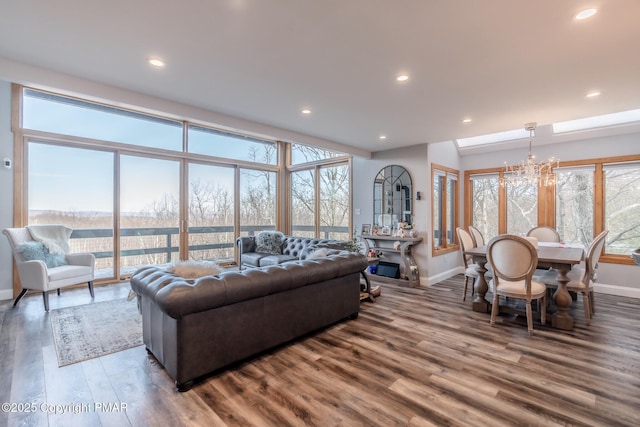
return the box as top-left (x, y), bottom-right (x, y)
top-left (373, 165), bottom-right (413, 227)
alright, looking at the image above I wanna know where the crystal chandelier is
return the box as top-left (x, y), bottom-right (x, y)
top-left (499, 122), bottom-right (559, 187)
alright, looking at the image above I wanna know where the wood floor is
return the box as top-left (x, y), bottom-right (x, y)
top-left (1, 275), bottom-right (639, 427)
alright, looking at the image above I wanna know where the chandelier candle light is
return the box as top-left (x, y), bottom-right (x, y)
top-left (500, 122), bottom-right (559, 187)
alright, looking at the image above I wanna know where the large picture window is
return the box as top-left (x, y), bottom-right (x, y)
top-left (289, 145), bottom-right (351, 239)
top-left (188, 163), bottom-right (236, 261)
top-left (240, 168), bottom-right (277, 236)
top-left (555, 166), bottom-right (594, 247)
top-left (320, 164), bottom-right (350, 240)
top-left (22, 88), bottom-right (183, 151)
top-left (28, 142), bottom-right (115, 279)
top-left (469, 173), bottom-right (499, 240)
top-left (506, 180), bottom-right (538, 236)
top-left (14, 85), bottom-right (353, 284)
top-left (188, 124), bottom-right (277, 165)
top-left (291, 169), bottom-right (316, 238)
top-left (465, 156), bottom-right (640, 265)
top-left (604, 162), bottom-right (640, 256)
top-left (119, 155), bottom-right (181, 275)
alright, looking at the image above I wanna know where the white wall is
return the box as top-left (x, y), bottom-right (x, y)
top-left (352, 142), bottom-right (467, 287)
top-left (353, 144), bottom-right (431, 283)
top-left (0, 80), bottom-right (14, 299)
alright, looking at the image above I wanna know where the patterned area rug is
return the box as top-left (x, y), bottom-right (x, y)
top-left (50, 298), bottom-right (143, 367)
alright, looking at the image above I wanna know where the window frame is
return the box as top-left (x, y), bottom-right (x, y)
top-left (432, 163), bottom-right (459, 256)
top-left (464, 154), bottom-right (640, 265)
top-left (11, 84), bottom-right (354, 290)
top-left (286, 151), bottom-right (352, 239)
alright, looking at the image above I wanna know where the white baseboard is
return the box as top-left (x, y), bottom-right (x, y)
top-left (423, 267), bottom-right (464, 287)
top-left (422, 271), bottom-right (640, 299)
top-left (0, 289), bottom-right (14, 301)
top-left (594, 283), bottom-right (640, 299)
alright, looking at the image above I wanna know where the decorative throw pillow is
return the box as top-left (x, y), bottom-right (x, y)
top-left (168, 261), bottom-right (222, 279)
top-left (15, 241), bottom-right (68, 268)
top-left (255, 231), bottom-right (285, 255)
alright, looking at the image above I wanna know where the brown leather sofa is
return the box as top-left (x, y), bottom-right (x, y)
top-left (129, 252), bottom-right (368, 391)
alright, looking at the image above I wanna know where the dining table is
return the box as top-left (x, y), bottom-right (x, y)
top-left (464, 242), bottom-right (585, 330)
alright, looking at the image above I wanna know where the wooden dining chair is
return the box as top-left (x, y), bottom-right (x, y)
top-left (468, 225), bottom-right (485, 247)
top-left (536, 230), bottom-right (608, 325)
top-left (526, 226), bottom-right (561, 243)
top-left (487, 235), bottom-right (547, 335)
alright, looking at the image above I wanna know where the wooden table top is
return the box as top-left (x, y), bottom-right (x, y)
top-left (465, 244), bottom-right (584, 265)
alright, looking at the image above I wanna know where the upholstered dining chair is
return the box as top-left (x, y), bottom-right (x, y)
top-left (487, 235), bottom-right (547, 335)
top-left (468, 225), bottom-right (485, 247)
top-left (526, 226), bottom-right (561, 243)
top-left (536, 230), bottom-right (608, 325)
top-left (456, 227), bottom-right (480, 301)
top-left (3, 225), bottom-right (95, 311)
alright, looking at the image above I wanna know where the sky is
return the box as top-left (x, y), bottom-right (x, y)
top-left (24, 93), bottom-right (271, 212)
top-left (24, 89), bottom-right (343, 214)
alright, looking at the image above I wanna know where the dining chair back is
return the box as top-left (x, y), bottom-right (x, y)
top-left (468, 225), bottom-right (485, 247)
top-left (535, 230), bottom-right (608, 325)
top-left (487, 234), bottom-right (547, 335)
top-left (526, 226), bottom-right (561, 243)
top-left (584, 230), bottom-right (608, 287)
top-left (456, 227), bottom-right (477, 301)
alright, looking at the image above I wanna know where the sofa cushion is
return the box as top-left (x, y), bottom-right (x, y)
top-left (255, 231), bottom-right (285, 255)
top-left (259, 254), bottom-right (297, 267)
top-left (15, 241), bottom-right (68, 268)
top-left (241, 252), bottom-right (269, 267)
top-left (48, 265), bottom-right (92, 281)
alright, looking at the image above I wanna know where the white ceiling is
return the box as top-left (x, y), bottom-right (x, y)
top-left (1, 0), bottom-right (639, 154)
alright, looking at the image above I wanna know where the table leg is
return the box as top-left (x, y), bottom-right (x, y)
top-left (551, 266), bottom-right (574, 330)
top-left (471, 258), bottom-right (490, 313)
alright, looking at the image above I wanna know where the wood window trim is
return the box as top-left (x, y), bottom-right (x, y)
top-left (464, 155), bottom-right (640, 265)
top-left (432, 163), bottom-right (460, 257)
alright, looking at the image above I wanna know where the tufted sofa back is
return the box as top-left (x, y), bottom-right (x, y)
top-left (282, 237), bottom-right (346, 259)
top-left (131, 251), bottom-right (367, 318)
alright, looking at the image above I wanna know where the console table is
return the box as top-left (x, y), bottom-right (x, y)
top-left (357, 235), bottom-right (422, 287)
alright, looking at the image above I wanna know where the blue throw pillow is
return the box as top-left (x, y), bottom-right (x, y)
top-left (15, 241), bottom-right (68, 268)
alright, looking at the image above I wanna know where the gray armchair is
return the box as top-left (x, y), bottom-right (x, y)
top-left (3, 225), bottom-right (95, 311)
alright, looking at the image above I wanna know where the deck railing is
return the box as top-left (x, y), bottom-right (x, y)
top-left (70, 225), bottom-right (349, 263)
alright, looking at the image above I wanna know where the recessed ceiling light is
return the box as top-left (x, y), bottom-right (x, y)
top-left (379, 135), bottom-right (387, 140)
top-left (301, 109), bottom-right (311, 115)
top-left (396, 74), bottom-right (409, 82)
top-left (575, 8), bottom-right (597, 20)
top-left (586, 91), bottom-right (601, 98)
top-left (148, 58), bottom-right (165, 67)
top-left (462, 118), bottom-right (472, 123)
